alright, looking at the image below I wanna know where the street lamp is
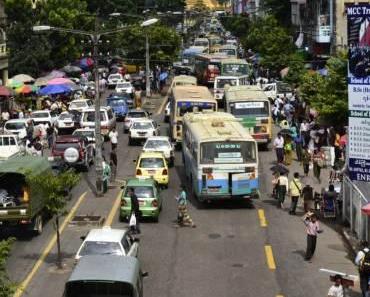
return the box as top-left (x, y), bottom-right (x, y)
top-left (33, 23), bottom-right (131, 196)
top-left (141, 18), bottom-right (158, 98)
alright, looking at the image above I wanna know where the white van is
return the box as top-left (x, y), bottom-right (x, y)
top-left (4, 119), bottom-right (32, 139)
top-left (80, 107), bottom-right (116, 137)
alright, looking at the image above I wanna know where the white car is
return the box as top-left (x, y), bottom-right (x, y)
top-left (0, 134), bottom-right (24, 162)
top-left (128, 119), bottom-right (159, 145)
top-left (75, 226), bottom-right (139, 261)
top-left (164, 101), bottom-right (170, 123)
top-left (31, 110), bottom-right (57, 126)
top-left (80, 107), bottom-right (116, 138)
top-left (143, 136), bottom-right (174, 166)
top-left (69, 99), bottom-right (93, 112)
top-left (107, 73), bottom-right (124, 88)
top-left (123, 109), bottom-right (151, 133)
top-left (72, 128), bottom-right (96, 149)
top-left (3, 119), bottom-right (32, 139)
top-left (115, 81), bottom-right (133, 94)
top-left (55, 112), bottom-right (78, 132)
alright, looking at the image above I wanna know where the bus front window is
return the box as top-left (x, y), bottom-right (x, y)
top-left (222, 64), bottom-right (249, 76)
top-left (229, 101), bottom-right (269, 117)
top-left (200, 142), bottom-right (256, 164)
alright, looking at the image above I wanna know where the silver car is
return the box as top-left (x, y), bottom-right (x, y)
top-left (123, 109), bottom-right (150, 133)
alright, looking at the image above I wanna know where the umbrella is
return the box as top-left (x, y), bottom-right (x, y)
top-left (79, 57), bottom-right (94, 69)
top-left (15, 85), bottom-right (38, 94)
top-left (362, 203), bottom-right (370, 215)
top-left (270, 164), bottom-right (290, 175)
top-left (34, 76), bottom-right (50, 87)
top-left (47, 78), bottom-right (74, 85)
top-left (39, 84), bottom-right (72, 96)
top-left (7, 79), bottom-right (24, 89)
top-left (46, 70), bottom-right (65, 79)
top-left (10, 74), bottom-right (35, 83)
top-left (62, 65), bottom-right (82, 74)
top-left (0, 86), bottom-right (12, 96)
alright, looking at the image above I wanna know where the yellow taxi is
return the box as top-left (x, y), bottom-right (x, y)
top-left (134, 152), bottom-right (169, 188)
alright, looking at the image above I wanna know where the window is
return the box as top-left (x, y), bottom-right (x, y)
top-left (124, 186), bottom-right (154, 198)
top-left (79, 241), bottom-right (123, 256)
top-left (121, 236), bottom-right (131, 254)
top-left (139, 158), bottom-right (164, 168)
top-left (83, 111), bottom-right (106, 122)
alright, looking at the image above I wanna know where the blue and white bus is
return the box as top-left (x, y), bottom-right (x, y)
top-left (182, 111), bottom-right (259, 201)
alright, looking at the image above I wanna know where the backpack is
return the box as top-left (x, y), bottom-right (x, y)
top-left (360, 251), bottom-right (370, 274)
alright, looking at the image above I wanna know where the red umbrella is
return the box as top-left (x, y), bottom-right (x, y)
top-left (0, 86), bottom-right (12, 96)
top-left (361, 203), bottom-right (370, 215)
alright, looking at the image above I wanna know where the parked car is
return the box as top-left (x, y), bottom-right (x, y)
top-left (115, 81), bottom-right (133, 94)
top-left (134, 151), bottom-right (168, 188)
top-left (120, 177), bottom-right (162, 222)
top-left (106, 96), bottom-right (128, 121)
top-left (68, 99), bottom-right (93, 112)
top-left (123, 109), bottom-right (151, 133)
top-left (72, 128), bottom-right (100, 151)
top-left (107, 73), bottom-right (124, 88)
top-left (3, 119), bottom-right (32, 139)
top-left (80, 107), bottom-right (116, 139)
top-left (55, 111), bottom-right (81, 134)
top-left (49, 135), bottom-right (94, 171)
top-left (31, 110), bottom-right (57, 126)
top-left (128, 119), bottom-right (159, 145)
top-left (0, 134), bottom-right (24, 162)
top-left (142, 136), bottom-right (174, 166)
top-left (75, 226), bottom-right (139, 261)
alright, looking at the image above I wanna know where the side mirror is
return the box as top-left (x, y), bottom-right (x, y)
top-left (80, 236), bottom-right (86, 241)
top-left (142, 271), bottom-right (149, 278)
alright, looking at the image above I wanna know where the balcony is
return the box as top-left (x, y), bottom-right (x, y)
top-left (316, 25), bottom-right (331, 43)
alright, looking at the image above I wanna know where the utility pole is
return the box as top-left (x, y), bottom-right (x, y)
top-left (145, 33), bottom-right (151, 98)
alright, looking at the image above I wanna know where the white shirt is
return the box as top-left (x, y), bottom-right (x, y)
top-left (1, 111), bottom-right (9, 121)
top-left (278, 175), bottom-right (289, 188)
top-left (109, 131), bottom-right (118, 144)
top-left (18, 111), bottom-right (24, 119)
top-left (327, 285), bottom-right (343, 297)
top-left (355, 248), bottom-right (370, 266)
top-left (273, 136), bottom-right (284, 148)
top-left (300, 122), bottom-right (309, 132)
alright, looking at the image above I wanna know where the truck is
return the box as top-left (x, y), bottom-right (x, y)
top-left (263, 81), bottom-right (293, 101)
top-left (0, 156), bottom-right (52, 235)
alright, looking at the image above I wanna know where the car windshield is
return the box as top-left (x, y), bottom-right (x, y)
top-left (144, 140), bottom-right (170, 150)
top-left (110, 75), bottom-right (121, 80)
top-left (54, 142), bottom-right (80, 151)
top-left (128, 112), bottom-right (146, 118)
top-left (215, 78), bottom-right (237, 89)
top-left (79, 241), bottom-right (123, 256)
top-left (5, 122), bottom-right (26, 130)
top-left (139, 157), bottom-right (164, 168)
top-left (132, 122), bottom-right (152, 130)
top-left (70, 102), bottom-right (87, 108)
top-left (32, 112), bottom-right (49, 118)
top-left (117, 83), bottom-right (131, 88)
top-left (125, 186), bottom-right (154, 198)
top-left (200, 141), bottom-right (256, 164)
top-left (219, 49), bottom-right (236, 56)
top-left (58, 113), bottom-right (73, 120)
top-left (73, 131), bottom-right (94, 139)
top-left (83, 111), bottom-right (107, 122)
top-left (108, 99), bottom-right (126, 106)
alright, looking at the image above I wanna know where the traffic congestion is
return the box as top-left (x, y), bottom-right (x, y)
top-left (0, 4), bottom-right (362, 297)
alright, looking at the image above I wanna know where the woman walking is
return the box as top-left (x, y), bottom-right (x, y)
top-left (313, 148), bottom-right (325, 183)
top-left (301, 147), bottom-right (311, 177)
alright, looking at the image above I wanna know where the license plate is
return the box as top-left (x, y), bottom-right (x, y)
top-left (148, 170), bottom-right (156, 174)
top-left (138, 200), bottom-right (145, 206)
top-left (65, 122), bottom-right (72, 126)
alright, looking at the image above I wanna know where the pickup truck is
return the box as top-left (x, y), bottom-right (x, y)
top-left (0, 156), bottom-right (52, 235)
top-left (0, 134), bottom-right (24, 162)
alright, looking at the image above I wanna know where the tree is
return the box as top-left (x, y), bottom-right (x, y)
top-left (155, 0), bottom-right (186, 12)
top-left (242, 15), bottom-right (295, 72)
top-left (216, 0), bottom-right (229, 8)
top-left (221, 15), bottom-right (250, 38)
top-left (27, 170), bottom-right (80, 269)
top-left (283, 52), bottom-right (306, 86)
top-left (0, 239), bottom-right (15, 297)
top-left (299, 52), bottom-right (348, 126)
top-left (261, 0), bottom-right (291, 28)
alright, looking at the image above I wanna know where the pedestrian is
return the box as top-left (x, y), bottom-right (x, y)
top-left (294, 132), bottom-right (303, 162)
top-left (175, 185), bottom-right (196, 228)
top-left (289, 172), bottom-right (302, 215)
top-left (46, 124), bottom-right (55, 149)
top-left (108, 127), bottom-right (118, 151)
top-left (273, 133), bottom-right (284, 164)
top-left (102, 157), bottom-right (111, 193)
top-left (284, 137), bottom-right (293, 166)
top-left (300, 119), bottom-right (310, 146)
top-left (134, 87), bottom-right (142, 108)
top-left (276, 172), bottom-right (288, 209)
top-left (302, 211), bottom-right (322, 261)
top-left (271, 172), bottom-right (280, 199)
top-left (355, 240), bottom-right (370, 297)
top-left (302, 184), bottom-right (314, 213)
top-left (327, 274), bottom-right (344, 297)
top-left (313, 148), bottom-right (325, 183)
top-left (110, 149), bottom-right (117, 182)
top-left (127, 187), bottom-right (141, 234)
top-left (301, 146), bottom-right (311, 177)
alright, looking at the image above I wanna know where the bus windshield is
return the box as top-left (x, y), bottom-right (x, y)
top-left (229, 101), bottom-right (269, 117)
top-left (215, 78), bottom-right (238, 89)
top-left (200, 141), bottom-right (256, 164)
top-left (219, 49), bottom-right (236, 56)
top-left (177, 102), bottom-right (216, 116)
top-left (222, 64), bottom-right (248, 76)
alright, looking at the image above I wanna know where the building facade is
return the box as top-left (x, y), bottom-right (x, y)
top-left (0, 0), bottom-right (7, 85)
top-left (232, 0), bottom-right (260, 16)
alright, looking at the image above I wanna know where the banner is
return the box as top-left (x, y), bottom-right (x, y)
top-left (347, 4), bottom-right (370, 182)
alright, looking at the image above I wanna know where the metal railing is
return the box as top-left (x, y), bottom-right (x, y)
top-left (342, 175), bottom-right (369, 241)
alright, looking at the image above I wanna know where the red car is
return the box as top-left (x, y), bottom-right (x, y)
top-left (49, 135), bottom-right (94, 171)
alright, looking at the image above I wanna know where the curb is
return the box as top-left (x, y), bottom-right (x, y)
top-left (340, 228), bottom-right (358, 260)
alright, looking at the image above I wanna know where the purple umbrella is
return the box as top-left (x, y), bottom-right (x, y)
top-left (39, 84), bottom-right (72, 95)
top-left (46, 70), bottom-right (66, 79)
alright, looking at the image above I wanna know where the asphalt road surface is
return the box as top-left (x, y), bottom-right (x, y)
top-left (4, 90), bottom-right (358, 297)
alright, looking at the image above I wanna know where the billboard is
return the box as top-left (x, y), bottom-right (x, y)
top-left (347, 4), bottom-right (370, 182)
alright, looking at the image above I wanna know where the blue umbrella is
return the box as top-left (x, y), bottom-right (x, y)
top-left (39, 84), bottom-right (72, 95)
top-left (159, 71), bottom-right (168, 81)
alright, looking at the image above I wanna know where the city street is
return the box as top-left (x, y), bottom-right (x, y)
top-left (3, 90), bottom-right (359, 297)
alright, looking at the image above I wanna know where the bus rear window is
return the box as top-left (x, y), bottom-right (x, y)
top-left (177, 102), bottom-right (215, 116)
top-left (229, 101), bottom-right (269, 117)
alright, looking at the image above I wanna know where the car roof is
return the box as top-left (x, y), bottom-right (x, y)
top-left (71, 99), bottom-right (90, 103)
top-left (84, 226), bottom-right (128, 243)
top-left (67, 255), bottom-right (139, 284)
top-left (55, 135), bottom-right (84, 143)
top-left (131, 118), bottom-right (152, 123)
top-left (5, 119), bottom-right (28, 123)
top-left (126, 177), bottom-right (156, 187)
top-left (82, 106), bottom-right (110, 112)
top-left (73, 128), bottom-right (95, 132)
top-left (128, 108), bottom-right (146, 113)
top-left (31, 110), bottom-right (50, 114)
top-left (139, 151), bottom-right (165, 158)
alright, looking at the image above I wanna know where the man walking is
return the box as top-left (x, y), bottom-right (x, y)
top-left (128, 187), bottom-right (141, 234)
top-left (276, 172), bottom-right (288, 209)
top-left (355, 240), bottom-right (370, 297)
top-left (273, 133), bottom-right (284, 164)
top-left (302, 211), bottom-right (322, 261)
top-left (108, 127), bottom-right (118, 151)
top-left (289, 172), bottom-right (302, 215)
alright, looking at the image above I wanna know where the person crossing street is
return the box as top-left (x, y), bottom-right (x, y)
top-left (175, 185), bottom-right (196, 228)
top-left (289, 172), bottom-right (302, 215)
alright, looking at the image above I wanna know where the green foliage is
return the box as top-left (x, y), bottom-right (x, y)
top-left (221, 15), bottom-right (250, 38)
top-left (26, 169), bottom-right (80, 216)
top-left (155, 0), bottom-right (186, 11)
top-left (284, 53), bottom-right (305, 86)
top-left (87, 0), bottom-right (138, 17)
top-left (261, 0), bottom-right (291, 28)
top-left (242, 15), bottom-right (295, 72)
top-left (299, 53), bottom-right (348, 126)
top-left (0, 238), bottom-right (15, 297)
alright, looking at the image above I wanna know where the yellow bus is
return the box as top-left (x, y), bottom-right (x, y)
top-left (224, 85), bottom-right (272, 148)
top-left (169, 86), bottom-right (217, 145)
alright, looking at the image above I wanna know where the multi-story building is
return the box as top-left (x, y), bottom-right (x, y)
top-left (232, 0), bottom-right (260, 16)
top-left (0, 0), bottom-right (8, 85)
